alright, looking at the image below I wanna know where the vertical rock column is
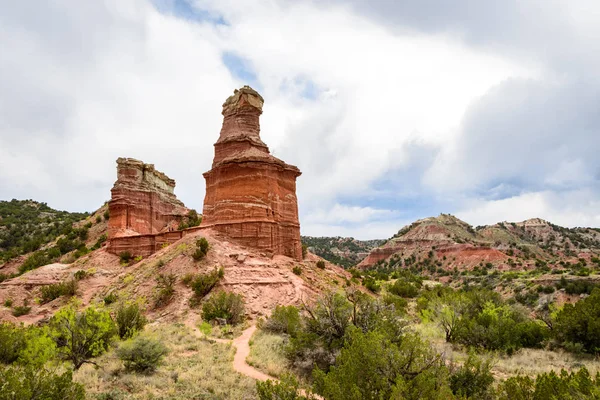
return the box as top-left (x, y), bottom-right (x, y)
top-left (200, 86), bottom-right (303, 260)
top-left (107, 158), bottom-right (188, 239)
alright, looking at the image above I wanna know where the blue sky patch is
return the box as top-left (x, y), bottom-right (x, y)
top-left (151, 0), bottom-right (227, 25)
top-left (222, 52), bottom-right (260, 88)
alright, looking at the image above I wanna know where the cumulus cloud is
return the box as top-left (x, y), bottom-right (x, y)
top-left (0, 0), bottom-right (236, 211)
top-left (424, 78), bottom-right (600, 194)
top-left (0, 0), bottom-right (598, 239)
top-left (456, 190), bottom-right (600, 228)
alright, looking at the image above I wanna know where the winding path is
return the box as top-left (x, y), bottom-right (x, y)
top-left (185, 316), bottom-right (276, 381)
top-left (232, 325), bottom-right (275, 381)
top-left (186, 318), bottom-right (320, 398)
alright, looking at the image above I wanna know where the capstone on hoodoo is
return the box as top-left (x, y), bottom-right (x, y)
top-left (200, 86), bottom-right (303, 260)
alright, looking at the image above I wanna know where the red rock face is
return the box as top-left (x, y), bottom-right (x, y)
top-left (107, 158), bottom-right (188, 240)
top-left (201, 86), bottom-right (302, 260)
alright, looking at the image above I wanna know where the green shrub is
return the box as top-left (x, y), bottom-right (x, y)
top-left (12, 305), bottom-right (31, 317)
top-left (349, 268), bottom-right (362, 279)
top-left (449, 352), bottom-right (494, 398)
top-left (95, 390), bottom-right (126, 400)
top-left (202, 291), bottom-right (245, 325)
top-left (115, 303), bottom-right (147, 339)
top-left (155, 274), bottom-right (176, 307)
top-left (40, 283), bottom-right (63, 304)
top-left (0, 323), bottom-right (57, 368)
top-left (554, 288), bottom-right (600, 354)
top-left (116, 336), bottom-right (168, 373)
top-left (0, 322), bottom-right (27, 364)
top-left (313, 328), bottom-right (451, 400)
top-left (192, 237), bottom-right (210, 261)
top-left (263, 305), bottom-right (301, 336)
top-left (388, 279), bottom-right (419, 298)
top-left (498, 367), bottom-right (600, 399)
top-left (18, 250), bottom-right (52, 274)
top-left (555, 276), bottom-right (597, 295)
top-left (74, 270), bottom-right (88, 280)
top-left (91, 234), bottom-right (107, 250)
top-left (316, 260), bottom-right (325, 269)
top-left (382, 294), bottom-right (408, 311)
top-left (188, 268), bottom-right (223, 299)
top-left (119, 251), bottom-right (132, 264)
top-left (302, 244), bottom-right (308, 259)
top-left (0, 365), bottom-right (85, 399)
top-left (186, 209), bottom-right (202, 227)
top-left (3, 298), bottom-right (13, 307)
top-left (181, 273), bottom-right (194, 285)
top-left (453, 302), bottom-right (546, 353)
top-left (0, 272), bottom-right (15, 283)
top-left (257, 374), bottom-right (312, 400)
top-left (40, 280), bottom-right (78, 304)
top-left (292, 266), bottom-right (302, 275)
top-left (362, 276), bottom-right (380, 293)
top-left (198, 321), bottom-right (212, 336)
top-left (50, 302), bottom-right (116, 369)
top-left (103, 292), bottom-right (117, 305)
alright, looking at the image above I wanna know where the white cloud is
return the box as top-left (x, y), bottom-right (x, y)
top-left (0, 0), bottom-right (237, 211)
top-left (456, 190), bottom-right (600, 228)
top-left (194, 0), bottom-right (535, 205)
top-left (0, 0), bottom-right (598, 238)
top-left (302, 220), bottom-right (409, 240)
top-left (303, 204), bottom-right (399, 225)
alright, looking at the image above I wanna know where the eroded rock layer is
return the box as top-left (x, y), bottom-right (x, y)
top-left (107, 158), bottom-right (188, 240)
top-left (201, 86), bottom-right (302, 260)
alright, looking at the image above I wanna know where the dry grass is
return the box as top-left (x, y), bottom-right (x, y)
top-left (247, 329), bottom-right (289, 378)
top-left (207, 321), bottom-right (249, 340)
top-left (413, 320), bottom-right (600, 380)
top-left (493, 348), bottom-right (600, 380)
top-left (74, 323), bottom-right (257, 399)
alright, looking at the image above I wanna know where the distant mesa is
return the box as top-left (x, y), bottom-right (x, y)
top-left (106, 86), bottom-right (302, 260)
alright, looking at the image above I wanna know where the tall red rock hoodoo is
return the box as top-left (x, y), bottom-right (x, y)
top-left (107, 158), bottom-right (188, 239)
top-left (201, 86), bottom-right (302, 260)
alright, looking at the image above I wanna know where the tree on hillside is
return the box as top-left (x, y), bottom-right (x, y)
top-left (313, 328), bottom-right (451, 400)
top-left (431, 291), bottom-right (468, 342)
top-left (49, 302), bottom-right (116, 369)
top-left (554, 288), bottom-right (600, 354)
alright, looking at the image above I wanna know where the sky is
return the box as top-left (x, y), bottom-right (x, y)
top-left (0, 0), bottom-right (599, 239)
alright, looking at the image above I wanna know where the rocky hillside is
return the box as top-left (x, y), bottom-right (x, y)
top-left (0, 228), bottom-right (349, 325)
top-left (0, 199), bottom-right (350, 325)
top-left (358, 214), bottom-right (600, 272)
top-left (0, 201), bottom-right (110, 280)
top-left (0, 199), bottom-right (90, 262)
top-left (301, 236), bottom-right (385, 268)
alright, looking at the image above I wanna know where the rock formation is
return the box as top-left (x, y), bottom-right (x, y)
top-left (107, 158), bottom-right (188, 239)
top-left (201, 86), bottom-right (302, 260)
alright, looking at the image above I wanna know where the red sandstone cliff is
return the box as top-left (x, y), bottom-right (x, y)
top-left (201, 86), bottom-right (303, 260)
top-left (358, 214), bottom-right (509, 269)
top-left (107, 158), bottom-right (188, 240)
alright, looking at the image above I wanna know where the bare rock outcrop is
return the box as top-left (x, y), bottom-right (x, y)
top-left (107, 158), bottom-right (188, 240)
top-left (201, 86), bottom-right (303, 260)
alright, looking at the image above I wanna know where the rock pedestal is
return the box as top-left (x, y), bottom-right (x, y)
top-left (201, 86), bottom-right (302, 260)
top-left (107, 158), bottom-right (188, 239)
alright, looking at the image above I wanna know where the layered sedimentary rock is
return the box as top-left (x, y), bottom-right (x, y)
top-left (201, 86), bottom-right (302, 260)
top-left (107, 158), bottom-right (188, 240)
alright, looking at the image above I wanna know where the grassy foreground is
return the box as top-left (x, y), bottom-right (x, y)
top-left (74, 323), bottom-right (256, 399)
